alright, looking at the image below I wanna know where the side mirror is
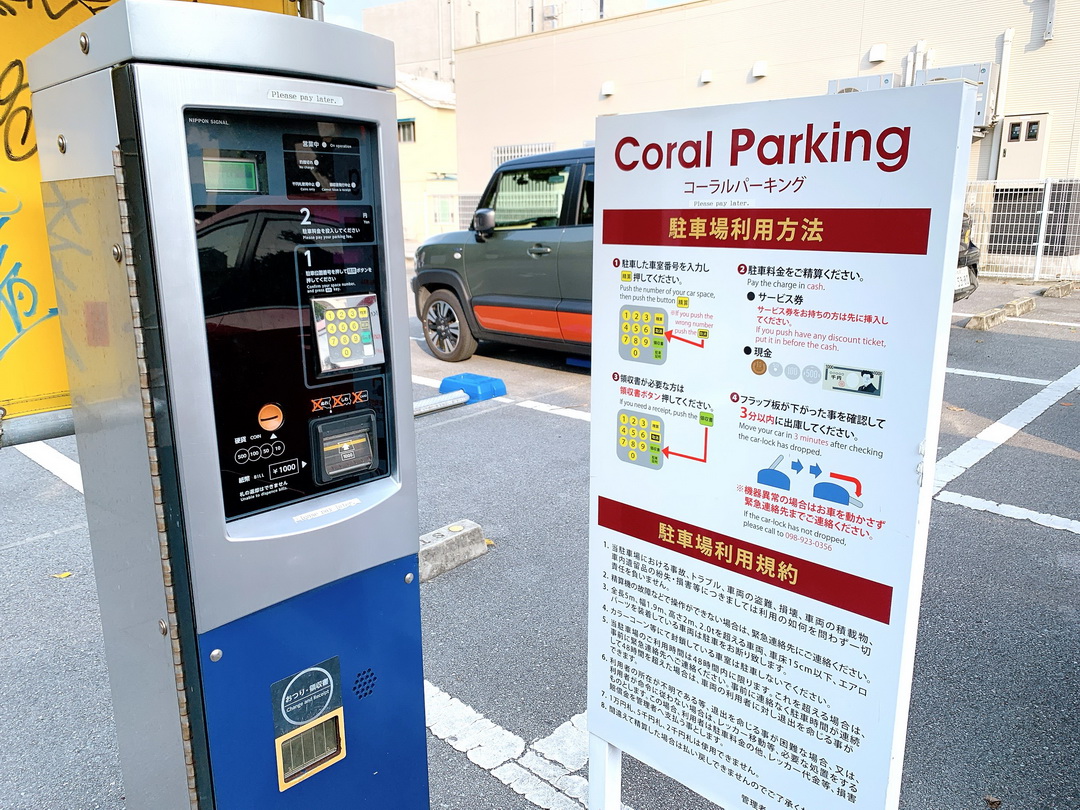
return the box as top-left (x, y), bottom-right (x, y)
top-left (472, 208), bottom-right (495, 242)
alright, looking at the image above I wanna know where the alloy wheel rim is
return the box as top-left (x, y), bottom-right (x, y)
top-left (426, 300), bottom-right (460, 354)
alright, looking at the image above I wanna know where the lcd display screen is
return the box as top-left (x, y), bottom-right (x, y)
top-left (203, 158), bottom-right (260, 193)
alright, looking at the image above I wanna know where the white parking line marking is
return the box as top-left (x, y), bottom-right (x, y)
top-left (412, 374), bottom-right (444, 388)
top-left (15, 442), bottom-right (83, 493)
top-left (954, 313), bottom-right (1080, 329)
top-left (414, 378), bottom-right (593, 423)
top-left (425, 680), bottom-right (629, 810)
top-left (935, 491), bottom-right (1080, 535)
top-left (1013, 316), bottom-right (1080, 328)
top-left (0, 523), bottom-right (88, 553)
top-left (516, 400), bottom-right (592, 422)
top-left (933, 362), bottom-right (1080, 493)
top-left (424, 679), bottom-right (525, 769)
top-left (945, 367), bottom-right (1053, 386)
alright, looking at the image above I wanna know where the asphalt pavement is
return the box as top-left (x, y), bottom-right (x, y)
top-left (1, 278), bottom-right (1077, 810)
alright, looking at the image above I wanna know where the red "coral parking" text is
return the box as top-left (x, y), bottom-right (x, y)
top-left (614, 121), bottom-right (911, 174)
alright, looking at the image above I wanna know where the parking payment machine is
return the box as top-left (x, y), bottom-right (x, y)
top-left (29, 2), bottom-right (428, 807)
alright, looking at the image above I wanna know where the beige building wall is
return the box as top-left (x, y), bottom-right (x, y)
top-left (454, 0), bottom-right (1078, 194)
top-left (365, 0), bottom-right (648, 80)
top-left (394, 80), bottom-right (460, 251)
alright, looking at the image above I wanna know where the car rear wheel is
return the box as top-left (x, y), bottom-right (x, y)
top-left (421, 289), bottom-right (478, 362)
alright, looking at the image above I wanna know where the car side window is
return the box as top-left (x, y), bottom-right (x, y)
top-left (487, 165), bottom-right (572, 229)
top-left (578, 163), bottom-right (595, 226)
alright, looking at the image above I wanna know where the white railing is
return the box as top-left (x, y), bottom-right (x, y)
top-left (965, 179), bottom-right (1080, 280)
top-left (456, 194), bottom-right (482, 228)
top-left (491, 142), bottom-right (555, 170)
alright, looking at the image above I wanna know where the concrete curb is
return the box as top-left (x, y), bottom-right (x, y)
top-left (1042, 281), bottom-right (1075, 298)
top-left (419, 519), bottom-right (488, 582)
top-left (1002, 297), bottom-right (1036, 316)
top-left (964, 307), bottom-right (1007, 330)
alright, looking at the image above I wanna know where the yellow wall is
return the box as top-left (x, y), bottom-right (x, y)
top-left (395, 88), bottom-right (459, 250)
top-left (0, 0), bottom-right (290, 421)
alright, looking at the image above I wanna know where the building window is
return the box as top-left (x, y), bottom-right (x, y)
top-left (398, 120), bottom-right (416, 143)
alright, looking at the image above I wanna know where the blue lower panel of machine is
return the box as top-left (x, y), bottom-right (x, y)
top-left (197, 555), bottom-right (429, 808)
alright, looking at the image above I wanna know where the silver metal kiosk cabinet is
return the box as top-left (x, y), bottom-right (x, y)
top-left (28, 2), bottom-right (428, 807)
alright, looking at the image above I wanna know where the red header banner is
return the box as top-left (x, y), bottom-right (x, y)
top-left (597, 496), bottom-right (893, 623)
top-left (602, 208), bottom-right (931, 255)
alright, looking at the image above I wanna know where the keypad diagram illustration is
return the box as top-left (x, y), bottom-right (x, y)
top-left (617, 409), bottom-right (664, 469)
top-left (312, 294), bottom-right (384, 371)
top-left (619, 305), bottom-right (667, 364)
top-left (325, 305), bottom-right (374, 362)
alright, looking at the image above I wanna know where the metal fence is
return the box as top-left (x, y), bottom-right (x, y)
top-left (965, 178), bottom-right (1080, 281)
top-left (457, 194), bottom-right (482, 227)
top-left (491, 142), bottom-right (555, 171)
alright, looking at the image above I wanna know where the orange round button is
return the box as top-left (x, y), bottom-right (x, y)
top-left (258, 403), bottom-right (284, 431)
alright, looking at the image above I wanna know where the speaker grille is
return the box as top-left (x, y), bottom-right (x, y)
top-left (352, 668), bottom-right (377, 700)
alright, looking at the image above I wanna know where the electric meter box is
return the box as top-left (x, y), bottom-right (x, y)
top-left (29, 2), bottom-right (427, 807)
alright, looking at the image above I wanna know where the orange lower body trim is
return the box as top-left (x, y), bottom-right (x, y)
top-left (557, 312), bottom-right (592, 344)
top-left (474, 305), bottom-right (563, 340)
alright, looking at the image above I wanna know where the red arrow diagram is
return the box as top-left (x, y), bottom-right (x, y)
top-left (830, 473), bottom-right (863, 496)
top-left (663, 427), bottom-right (709, 463)
top-left (664, 330), bottom-right (705, 348)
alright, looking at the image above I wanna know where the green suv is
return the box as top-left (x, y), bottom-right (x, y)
top-left (412, 148), bottom-right (595, 361)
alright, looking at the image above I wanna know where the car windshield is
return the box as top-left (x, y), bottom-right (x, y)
top-left (487, 165), bottom-right (572, 229)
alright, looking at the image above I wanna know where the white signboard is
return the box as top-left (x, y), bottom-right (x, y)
top-left (588, 83), bottom-right (975, 810)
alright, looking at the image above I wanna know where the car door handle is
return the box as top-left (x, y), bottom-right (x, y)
top-left (527, 245), bottom-right (552, 256)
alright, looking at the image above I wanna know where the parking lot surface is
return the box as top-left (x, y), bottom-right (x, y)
top-left (1, 278), bottom-right (1077, 809)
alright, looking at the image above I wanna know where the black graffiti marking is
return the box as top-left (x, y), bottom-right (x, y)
top-left (0, 1), bottom-right (114, 19)
top-left (0, 60), bottom-right (36, 162)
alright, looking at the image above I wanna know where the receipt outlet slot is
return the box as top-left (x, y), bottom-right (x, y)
top-left (30, 3), bottom-right (427, 808)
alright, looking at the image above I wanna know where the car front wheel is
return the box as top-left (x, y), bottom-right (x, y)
top-left (421, 289), bottom-right (478, 362)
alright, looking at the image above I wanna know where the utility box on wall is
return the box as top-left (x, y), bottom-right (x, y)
top-left (827, 73), bottom-right (901, 94)
top-left (915, 62), bottom-right (999, 127)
